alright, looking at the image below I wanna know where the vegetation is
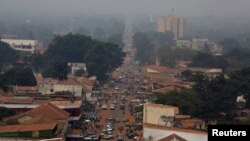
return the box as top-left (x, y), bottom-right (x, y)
top-left (0, 67), bottom-right (37, 90)
top-left (155, 69), bottom-right (250, 124)
top-left (42, 61), bottom-right (69, 81)
top-left (190, 52), bottom-right (228, 69)
top-left (0, 107), bottom-right (16, 120)
top-left (159, 48), bottom-right (196, 67)
top-left (133, 31), bottom-right (174, 65)
top-left (40, 34), bottom-right (125, 81)
top-left (74, 69), bottom-right (86, 77)
top-left (85, 43), bottom-right (125, 81)
top-left (0, 41), bottom-right (18, 71)
top-left (155, 90), bottom-right (202, 116)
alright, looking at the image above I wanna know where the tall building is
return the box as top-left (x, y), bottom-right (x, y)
top-left (157, 10), bottom-right (186, 39)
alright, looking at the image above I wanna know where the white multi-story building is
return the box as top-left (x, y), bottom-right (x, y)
top-left (1, 39), bottom-right (37, 54)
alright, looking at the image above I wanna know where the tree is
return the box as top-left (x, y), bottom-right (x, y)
top-left (190, 52), bottom-right (228, 69)
top-left (106, 33), bottom-right (123, 47)
top-left (0, 41), bottom-right (18, 70)
top-left (181, 70), bottom-right (192, 80)
top-left (159, 48), bottom-right (196, 67)
top-left (42, 61), bottom-right (68, 81)
top-left (0, 67), bottom-right (37, 89)
top-left (193, 74), bottom-right (238, 122)
top-left (74, 69), bottom-right (85, 77)
top-left (0, 107), bottom-right (16, 120)
top-left (43, 34), bottom-right (93, 64)
top-left (85, 43), bottom-right (125, 81)
top-left (220, 38), bottom-right (241, 54)
top-left (230, 68), bottom-right (250, 108)
top-left (155, 90), bottom-right (202, 115)
top-left (133, 32), bottom-right (155, 64)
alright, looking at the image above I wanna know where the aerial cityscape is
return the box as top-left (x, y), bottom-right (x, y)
top-left (0, 0), bottom-right (250, 141)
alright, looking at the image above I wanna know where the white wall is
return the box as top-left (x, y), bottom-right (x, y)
top-left (143, 127), bottom-right (207, 141)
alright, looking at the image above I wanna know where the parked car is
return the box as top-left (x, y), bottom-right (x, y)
top-left (103, 134), bottom-right (114, 139)
top-left (110, 104), bottom-right (115, 110)
top-left (113, 100), bottom-right (117, 104)
top-left (102, 104), bottom-right (107, 110)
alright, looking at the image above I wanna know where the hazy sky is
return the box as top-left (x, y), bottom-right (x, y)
top-left (0, 0), bottom-right (249, 17)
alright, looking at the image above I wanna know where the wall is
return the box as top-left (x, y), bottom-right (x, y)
top-left (143, 127), bottom-right (207, 141)
top-left (143, 104), bottom-right (179, 125)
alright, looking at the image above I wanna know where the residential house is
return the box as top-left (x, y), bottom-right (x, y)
top-left (0, 103), bottom-right (70, 140)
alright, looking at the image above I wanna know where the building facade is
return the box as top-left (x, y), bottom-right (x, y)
top-left (157, 11), bottom-right (186, 39)
top-left (143, 103), bottom-right (179, 126)
top-left (1, 39), bottom-right (37, 54)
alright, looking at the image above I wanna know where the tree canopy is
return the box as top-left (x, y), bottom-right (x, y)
top-left (190, 52), bottom-right (228, 69)
top-left (0, 67), bottom-right (37, 90)
top-left (40, 34), bottom-right (125, 81)
top-left (42, 61), bottom-right (69, 81)
top-left (85, 43), bottom-right (125, 81)
top-left (0, 41), bottom-right (18, 70)
top-left (44, 34), bottom-right (93, 64)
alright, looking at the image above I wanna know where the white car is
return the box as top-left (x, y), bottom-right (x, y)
top-left (110, 104), bottom-right (115, 110)
top-left (102, 104), bottom-right (107, 110)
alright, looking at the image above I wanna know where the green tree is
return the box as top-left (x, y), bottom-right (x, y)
top-left (42, 61), bottom-right (68, 81)
top-left (155, 90), bottom-right (202, 115)
top-left (133, 32), bottom-right (155, 64)
top-left (0, 41), bottom-right (18, 71)
top-left (181, 70), bottom-right (192, 80)
top-left (0, 67), bottom-right (37, 89)
top-left (85, 43), bottom-right (125, 81)
top-left (44, 34), bottom-right (93, 64)
top-left (191, 52), bottom-right (228, 69)
top-left (0, 107), bottom-right (16, 120)
top-left (220, 38), bottom-right (241, 54)
top-left (230, 68), bottom-right (250, 108)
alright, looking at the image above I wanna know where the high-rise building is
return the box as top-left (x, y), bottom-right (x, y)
top-left (157, 17), bottom-right (166, 33)
top-left (157, 10), bottom-right (186, 39)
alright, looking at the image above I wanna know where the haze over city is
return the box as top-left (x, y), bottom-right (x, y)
top-left (0, 0), bottom-right (250, 18)
top-left (0, 0), bottom-right (250, 141)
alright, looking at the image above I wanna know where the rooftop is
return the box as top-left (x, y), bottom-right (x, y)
top-left (158, 134), bottom-right (187, 141)
top-left (144, 103), bottom-right (179, 110)
top-left (144, 123), bottom-right (207, 135)
top-left (0, 123), bottom-right (57, 133)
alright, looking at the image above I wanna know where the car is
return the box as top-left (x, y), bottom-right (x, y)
top-left (103, 134), bottom-right (114, 139)
top-left (113, 100), bottom-right (117, 104)
top-left (120, 103), bottom-right (125, 110)
top-left (107, 123), bottom-right (115, 130)
top-left (89, 135), bottom-right (100, 141)
top-left (110, 104), bottom-right (115, 110)
top-left (115, 87), bottom-right (119, 90)
top-left (101, 130), bottom-right (108, 137)
top-left (106, 117), bottom-right (115, 122)
top-left (102, 104), bottom-right (107, 110)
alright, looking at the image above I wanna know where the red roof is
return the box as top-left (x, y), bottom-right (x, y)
top-left (26, 102), bottom-right (70, 120)
top-left (158, 134), bottom-right (187, 141)
top-left (0, 123), bottom-right (57, 133)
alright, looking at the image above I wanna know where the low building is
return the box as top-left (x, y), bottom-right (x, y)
top-left (1, 39), bottom-right (37, 54)
top-left (0, 96), bottom-right (82, 121)
top-left (191, 38), bottom-right (209, 51)
top-left (0, 103), bottom-right (69, 140)
top-left (181, 67), bottom-right (222, 79)
top-left (176, 40), bottom-right (191, 49)
top-left (143, 103), bottom-right (179, 126)
top-left (143, 123), bottom-right (207, 141)
top-left (38, 77), bottom-right (93, 97)
top-left (68, 63), bottom-right (87, 75)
